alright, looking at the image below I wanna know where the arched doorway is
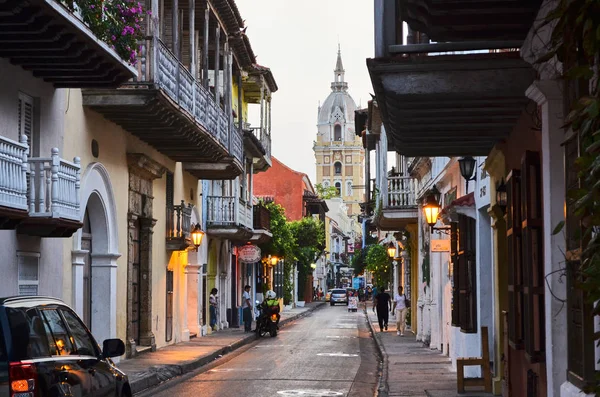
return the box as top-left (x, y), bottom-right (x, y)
top-left (72, 163), bottom-right (119, 346)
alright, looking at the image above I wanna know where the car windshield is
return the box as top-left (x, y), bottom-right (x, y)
top-left (332, 290), bottom-right (346, 295)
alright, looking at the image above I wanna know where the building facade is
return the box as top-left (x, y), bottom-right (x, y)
top-left (314, 48), bottom-right (365, 217)
top-left (367, 0), bottom-right (599, 396)
top-left (0, 0), bottom-right (276, 360)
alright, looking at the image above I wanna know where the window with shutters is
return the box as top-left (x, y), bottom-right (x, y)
top-left (18, 92), bottom-right (36, 156)
top-left (17, 252), bottom-right (40, 296)
top-left (520, 151), bottom-right (545, 362)
top-left (506, 169), bottom-right (524, 348)
top-left (450, 214), bottom-right (477, 332)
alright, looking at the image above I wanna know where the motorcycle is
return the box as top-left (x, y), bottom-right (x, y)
top-left (254, 300), bottom-right (280, 337)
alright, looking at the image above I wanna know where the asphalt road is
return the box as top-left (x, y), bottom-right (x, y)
top-left (138, 303), bottom-right (380, 397)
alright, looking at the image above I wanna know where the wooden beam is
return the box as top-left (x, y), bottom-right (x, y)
top-left (214, 25), bottom-right (220, 103)
top-left (189, 0), bottom-right (196, 76)
top-left (203, 7), bottom-right (209, 88)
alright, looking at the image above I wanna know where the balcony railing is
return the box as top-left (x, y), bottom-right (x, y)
top-left (385, 176), bottom-right (417, 209)
top-left (207, 196), bottom-right (236, 225)
top-left (251, 127), bottom-right (271, 161)
top-left (207, 195), bottom-right (254, 230)
top-left (166, 201), bottom-right (193, 239)
top-left (135, 38), bottom-right (243, 165)
top-left (28, 149), bottom-right (81, 221)
top-left (0, 135), bottom-right (28, 212)
top-left (253, 204), bottom-right (270, 230)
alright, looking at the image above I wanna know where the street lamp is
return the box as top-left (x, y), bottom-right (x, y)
top-left (310, 263), bottom-right (317, 270)
top-left (496, 178), bottom-right (508, 213)
top-left (387, 242), bottom-right (396, 259)
top-left (422, 190), bottom-right (450, 235)
top-left (269, 255), bottom-right (278, 267)
top-left (458, 156), bottom-right (477, 192)
top-left (191, 223), bottom-right (205, 251)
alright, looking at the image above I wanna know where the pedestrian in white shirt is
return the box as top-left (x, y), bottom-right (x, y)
top-left (392, 286), bottom-right (410, 336)
top-left (242, 285), bottom-right (253, 332)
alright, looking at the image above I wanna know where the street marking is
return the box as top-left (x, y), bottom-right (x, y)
top-left (325, 335), bottom-right (357, 339)
top-left (317, 353), bottom-right (359, 357)
top-left (277, 390), bottom-right (343, 396)
top-left (208, 368), bottom-right (262, 373)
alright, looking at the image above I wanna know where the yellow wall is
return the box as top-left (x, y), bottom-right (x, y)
top-left (61, 89), bottom-right (203, 349)
top-left (231, 80), bottom-right (248, 125)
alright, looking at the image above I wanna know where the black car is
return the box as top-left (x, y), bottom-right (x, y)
top-left (0, 296), bottom-right (131, 397)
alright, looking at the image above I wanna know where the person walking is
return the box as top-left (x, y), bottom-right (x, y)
top-left (209, 288), bottom-right (219, 331)
top-left (392, 286), bottom-right (410, 336)
top-left (242, 285), bottom-right (253, 332)
top-left (373, 286), bottom-right (392, 332)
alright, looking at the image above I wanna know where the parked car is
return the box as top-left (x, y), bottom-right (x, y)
top-left (329, 289), bottom-right (348, 306)
top-left (0, 296), bottom-right (131, 397)
top-left (325, 291), bottom-right (332, 302)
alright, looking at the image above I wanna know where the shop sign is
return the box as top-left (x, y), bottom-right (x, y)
top-left (238, 245), bottom-right (261, 263)
top-left (431, 239), bottom-right (450, 252)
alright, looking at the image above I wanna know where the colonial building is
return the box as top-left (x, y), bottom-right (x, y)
top-left (314, 48), bottom-right (365, 217)
top-left (367, 1), bottom-right (598, 396)
top-left (0, 0), bottom-right (276, 359)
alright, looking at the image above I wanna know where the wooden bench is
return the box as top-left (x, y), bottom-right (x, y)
top-left (456, 326), bottom-right (492, 393)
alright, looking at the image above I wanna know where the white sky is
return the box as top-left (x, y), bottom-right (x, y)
top-left (236, 0), bottom-right (375, 182)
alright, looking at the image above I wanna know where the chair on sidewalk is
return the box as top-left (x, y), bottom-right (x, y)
top-left (456, 326), bottom-right (492, 393)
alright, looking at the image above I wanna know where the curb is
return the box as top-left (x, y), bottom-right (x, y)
top-left (130, 302), bottom-right (326, 395)
top-left (364, 307), bottom-right (389, 397)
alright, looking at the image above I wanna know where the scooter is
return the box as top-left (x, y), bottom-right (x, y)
top-left (254, 300), bottom-right (279, 337)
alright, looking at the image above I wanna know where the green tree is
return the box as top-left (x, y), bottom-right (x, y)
top-left (315, 183), bottom-right (339, 199)
top-left (365, 244), bottom-right (392, 288)
top-left (259, 202), bottom-right (295, 304)
top-left (289, 216), bottom-right (326, 301)
top-left (351, 248), bottom-right (367, 276)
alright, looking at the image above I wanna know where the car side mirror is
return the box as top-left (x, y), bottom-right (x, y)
top-left (102, 339), bottom-right (125, 359)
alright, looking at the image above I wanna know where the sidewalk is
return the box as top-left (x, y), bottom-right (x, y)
top-left (365, 307), bottom-right (492, 397)
top-left (119, 301), bottom-right (325, 394)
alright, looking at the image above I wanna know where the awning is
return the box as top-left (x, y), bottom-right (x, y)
top-left (441, 192), bottom-right (475, 222)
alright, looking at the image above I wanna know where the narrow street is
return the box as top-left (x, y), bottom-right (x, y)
top-left (137, 305), bottom-right (379, 397)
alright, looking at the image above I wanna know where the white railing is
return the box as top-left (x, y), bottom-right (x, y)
top-left (385, 176), bottom-right (417, 208)
top-left (28, 148), bottom-right (80, 221)
top-left (0, 135), bottom-right (28, 211)
top-left (138, 38), bottom-right (242, 164)
top-left (238, 200), bottom-right (253, 229)
top-left (251, 127), bottom-right (271, 161)
top-left (207, 196), bottom-right (236, 225)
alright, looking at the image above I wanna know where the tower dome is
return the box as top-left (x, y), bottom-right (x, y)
top-left (317, 47), bottom-right (357, 125)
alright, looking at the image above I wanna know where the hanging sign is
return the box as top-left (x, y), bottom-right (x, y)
top-left (237, 245), bottom-right (261, 263)
top-left (431, 239), bottom-right (450, 252)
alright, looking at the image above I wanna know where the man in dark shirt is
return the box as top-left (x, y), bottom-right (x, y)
top-left (372, 286), bottom-right (392, 332)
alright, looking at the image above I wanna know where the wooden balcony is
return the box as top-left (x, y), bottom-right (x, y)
top-left (368, 51), bottom-right (535, 157)
top-left (243, 127), bottom-right (272, 173)
top-left (0, 0), bottom-right (136, 87)
top-left (398, 0), bottom-right (542, 42)
top-left (375, 176), bottom-right (419, 230)
top-left (250, 203), bottom-right (272, 244)
top-left (83, 38), bottom-right (243, 180)
top-left (206, 196), bottom-right (253, 241)
top-left (166, 201), bottom-right (194, 251)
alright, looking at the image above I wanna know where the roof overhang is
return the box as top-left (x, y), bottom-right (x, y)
top-left (399, 0), bottom-right (542, 42)
top-left (367, 51), bottom-right (535, 157)
top-left (0, 0), bottom-right (137, 87)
